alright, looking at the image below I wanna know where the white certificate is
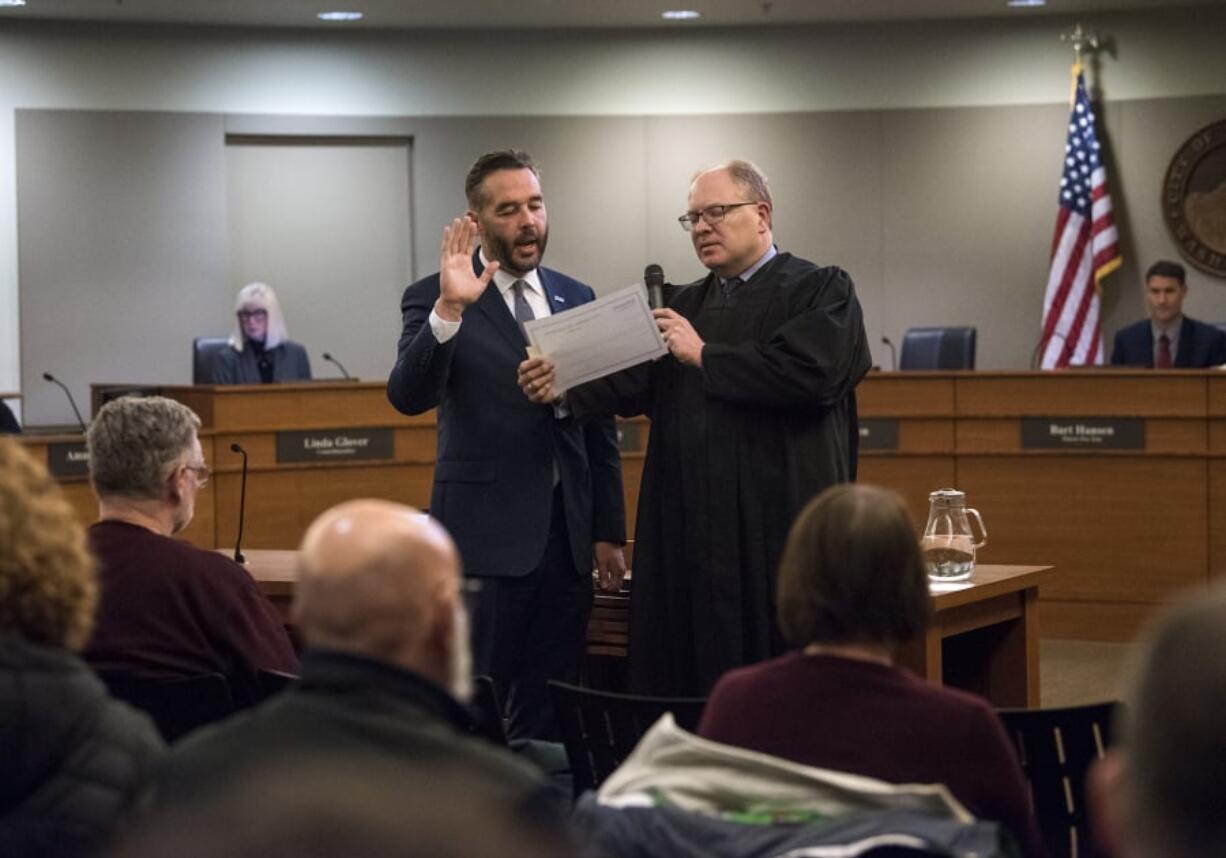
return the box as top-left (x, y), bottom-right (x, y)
top-left (524, 284), bottom-right (667, 393)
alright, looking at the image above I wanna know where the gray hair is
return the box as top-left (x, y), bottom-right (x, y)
top-left (229, 281), bottom-right (291, 351)
top-left (88, 396), bottom-right (201, 500)
top-left (1122, 585), bottom-right (1226, 857)
top-left (722, 159), bottom-right (773, 209)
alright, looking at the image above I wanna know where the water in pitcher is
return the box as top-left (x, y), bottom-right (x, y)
top-left (921, 534), bottom-right (975, 582)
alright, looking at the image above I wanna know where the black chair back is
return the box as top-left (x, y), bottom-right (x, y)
top-left (470, 675), bottom-right (510, 746)
top-left (548, 680), bottom-right (706, 796)
top-left (97, 671), bottom-right (236, 742)
top-left (899, 326), bottom-right (977, 370)
top-left (192, 336), bottom-right (230, 384)
top-left (997, 701), bottom-right (1118, 858)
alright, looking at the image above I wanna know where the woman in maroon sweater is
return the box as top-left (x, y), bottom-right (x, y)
top-left (698, 484), bottom-right (1046, 857)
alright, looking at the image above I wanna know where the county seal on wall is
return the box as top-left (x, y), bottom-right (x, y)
top-left (1163, 119), bottom-right (1226, 277)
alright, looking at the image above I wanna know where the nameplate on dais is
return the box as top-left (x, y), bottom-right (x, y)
top-left (1021, 418), bottom-right (1144, 450)
top-left (859, 418), bottom-right (900, 451)
top-left (47, 442), bottom-right (90, 478)
top-left (276, 428), bottom-right (395, 463)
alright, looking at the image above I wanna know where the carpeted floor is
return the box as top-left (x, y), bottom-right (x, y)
top-left (1040, 638), bottom-right (1137, 708)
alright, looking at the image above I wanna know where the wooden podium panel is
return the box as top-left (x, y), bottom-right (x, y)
top-left (214, 464), bottom-right (433, 551)
top-left (859, 370), bottom-right (1220, 641)
top-left (162, 383), bottom-right (424, 433)
top-left (858, 456), bottom-right (955, 530)
top-left (960, 456), bottom-right (1206, 603)
top-left (858, 373), bottom-right (955, 416)
top-left (956, 372), bottom-right (1207, 417)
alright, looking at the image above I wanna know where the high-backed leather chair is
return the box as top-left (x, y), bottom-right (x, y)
top-left (192, 337), bottom-right (230, 384)
top-left (899, 326), bottom-right (977, 370)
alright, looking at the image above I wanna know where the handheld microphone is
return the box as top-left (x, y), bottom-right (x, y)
top-left (880, 337), bottom-right (898, 372)
top-left (644, 264), bottom-right (665, 310)
top-left (42, 372), bottom-right (86, 432)
top-left (322, 352), bottom-right (352, 380)
top-left (230, 443), bottom-right (248, 564)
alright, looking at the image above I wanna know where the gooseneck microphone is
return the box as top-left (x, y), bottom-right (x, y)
top-left (1032, 330), bottom-right (1067, 369)
top-left (880, 337), bottom-right (898, 372)
top-left (230, 443), bottom-right (249, 564)
top-left (322, 352), bottom-right (352, 380)
top-left (644, 264), bottom-right (665, 310)
top-left (42, 372), bottom-right (86, 432)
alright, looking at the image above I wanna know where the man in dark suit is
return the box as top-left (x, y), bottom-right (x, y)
top-left (387, 150), bottom-right (625, 741)
top-left (1110, 259), bottom-right (1226, 368)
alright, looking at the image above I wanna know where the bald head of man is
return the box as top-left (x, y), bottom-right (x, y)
top-left (292, 500), bottom-right (471, 702)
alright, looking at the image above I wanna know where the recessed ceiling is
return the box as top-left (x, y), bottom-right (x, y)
top-left (1, 0), bottom-right (1222, 31)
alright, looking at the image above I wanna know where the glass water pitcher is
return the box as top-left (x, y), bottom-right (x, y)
top-left (921, 489), bottom-right (987, 582)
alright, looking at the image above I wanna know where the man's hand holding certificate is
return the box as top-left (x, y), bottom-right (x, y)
top-left (518, 284), bottom-right (668, 400)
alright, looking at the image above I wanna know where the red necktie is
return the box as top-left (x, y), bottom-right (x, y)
top-left (1157, 334), bottom-right (1172, 369)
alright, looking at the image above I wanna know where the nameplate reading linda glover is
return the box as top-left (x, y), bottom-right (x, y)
top-left (523, 284), bottom-right (667, 394)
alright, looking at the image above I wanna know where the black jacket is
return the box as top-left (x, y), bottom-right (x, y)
top-left (151, 649), bottom-right (553, 814)
top-left (0, 636), bottom-right (164, 858)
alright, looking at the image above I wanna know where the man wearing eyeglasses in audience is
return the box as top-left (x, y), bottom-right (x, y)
top-left (82, 396), bottom-right (298, 705)
top-left (519, 160), bottom-right (871, 696)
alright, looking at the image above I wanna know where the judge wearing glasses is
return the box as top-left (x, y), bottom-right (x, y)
top-left (82, 396), bottom-right (297, 704)
top-left (520, 159), bottom-right (871, 695)
top-left (211, 282), bottom-right (313, 384)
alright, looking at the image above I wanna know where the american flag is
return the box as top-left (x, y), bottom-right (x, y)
top-left (1038, 65), bottom-right (1122, 369)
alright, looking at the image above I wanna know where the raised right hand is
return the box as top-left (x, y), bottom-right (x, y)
top-left (435, 217), bottom-right (499, 321)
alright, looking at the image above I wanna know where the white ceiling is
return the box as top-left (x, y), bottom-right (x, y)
top-left (2, 0), bottom-right (1223, 31)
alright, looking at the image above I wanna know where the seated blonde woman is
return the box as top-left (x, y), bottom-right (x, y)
top-left (697, 483), bottom-right (1045, 857)
top-left (0, 439), bottom-right (163, 858)
top-left (211, 282), bottom-right (312, 384)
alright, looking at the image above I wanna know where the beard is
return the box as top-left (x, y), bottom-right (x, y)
top-left (480, 223), bottom-right (549, 277)
top-left (447, 601), bottom-right (474, 703)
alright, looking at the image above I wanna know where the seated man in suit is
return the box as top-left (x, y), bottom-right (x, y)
top-left (1110, 259), bottom-right (1226, 368)
top-left (82, 396), bottom-right (298, 704)
top-left (148, 500), bottom-right (556, 826)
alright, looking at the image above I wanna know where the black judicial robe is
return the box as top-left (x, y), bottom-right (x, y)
top-left (571, 252), bottom-right (872, 695)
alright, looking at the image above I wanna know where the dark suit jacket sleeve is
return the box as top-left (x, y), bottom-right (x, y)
top-left (386, 277), bottom-right (455, 415)
top-left (1109, 329), bottom-right (1125, 365)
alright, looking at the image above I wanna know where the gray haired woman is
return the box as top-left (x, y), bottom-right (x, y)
top-left (211, 282), bottom-right (312, 384)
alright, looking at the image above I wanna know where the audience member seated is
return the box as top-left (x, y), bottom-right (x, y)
top-left (0, 439), bottom-right (163, 858)
top-left (148, 499), bottom-right (556, 821)
top-left (697, 483), bottom-right (1045, 857)
top-left (118, 760), bottom-right (572, 858)
top-left (210, 281), bottom-right (312, 384)
top-left (1090, 586), bottom-right (1226, 858)
top-left (82, 396), bottom-right (298, 704)
top-left (1110, 259), bottom-right (1226, 368)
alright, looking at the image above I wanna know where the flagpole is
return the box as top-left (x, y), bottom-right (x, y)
top-left (1038, 23), bottom-right (1121, 369)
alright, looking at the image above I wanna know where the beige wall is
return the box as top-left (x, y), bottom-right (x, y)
top-left (3, 8), bottom-right (1226, 421)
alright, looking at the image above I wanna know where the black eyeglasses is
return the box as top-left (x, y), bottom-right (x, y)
top-left (237, 309), bottom-right (268, 320)
top-left (678, 201), bottom-right (758, 231)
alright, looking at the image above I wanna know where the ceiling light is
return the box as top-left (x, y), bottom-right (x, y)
top-left (661, 10), bottom-right (701, 20)
top-left (0, 0), bottom-right (28, 7)
top-left (1006, 0), bottom-right (1046, 7)
top-left (317, 11), bottom-right (364, 21)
